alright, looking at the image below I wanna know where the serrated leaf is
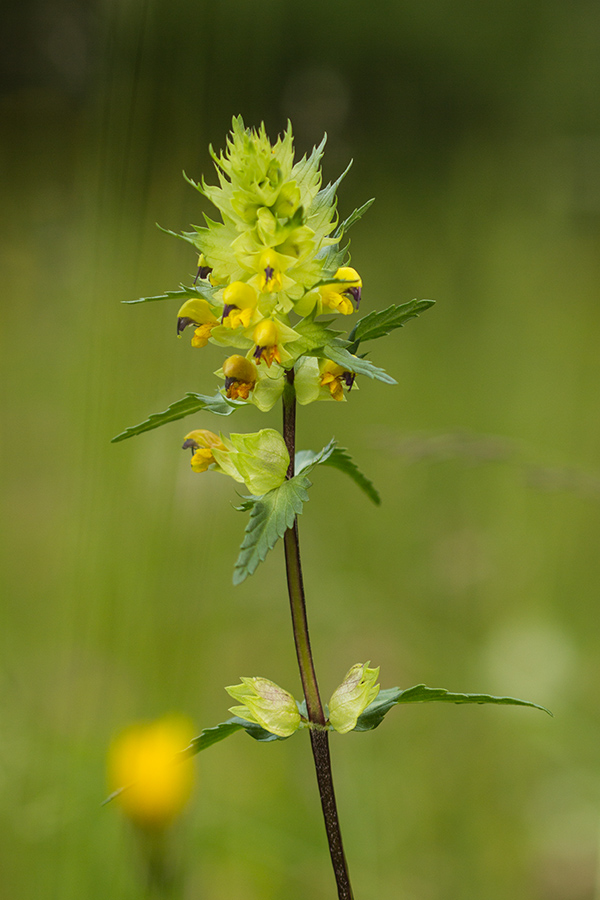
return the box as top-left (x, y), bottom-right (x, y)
top-left (123, 289), bottom-right (193, 306)
top-left (183, 718), bottom-right (245, 755)
top-left (353, 684), bottom-right (552, 732)
top-left (156, 223), bottom-right (199, 249)
top-left (316, 241), bottom-right (349, 277)
top-left (311, 343), bottom-right (397, 384)
top-left (295, 442), bottom-right (380, 504)
top-left (102, 715), bottom-right (284, 807)
top-left (333, 198), bottom-right (375, 240)
top-left (348, 299), bottom-right (435, 347)
top-left (292, 134), bottom-right (327, 196)
top-left (293, 319), bottom-right (342, 353)
top-left (123, 282), bottom-right (219, 305)
top-left (183, 717), bottom-right (289, 758)
top-left (295, 438), bottom-right (337, 475)
top-left (233, 475), bottom-right (311, 584)
top-left (112, 392), bottom-right (243, 443)
top-left (321, 448), bottom-right (381, 505)
top-left (307, 161), bottom-right (353, 234)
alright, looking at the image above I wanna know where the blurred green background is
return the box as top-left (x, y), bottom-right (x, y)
top-left (2, 0), bottom-right (600, 897)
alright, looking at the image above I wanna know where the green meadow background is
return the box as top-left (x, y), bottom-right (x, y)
top-left (2, 1), bottom-right (600, 897)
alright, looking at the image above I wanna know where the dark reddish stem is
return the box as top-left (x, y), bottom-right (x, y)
top-left (282, 368), bottom-right (354, 900)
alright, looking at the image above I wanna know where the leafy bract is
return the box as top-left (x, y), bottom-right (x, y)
top-left (348, 299), bottom-right (435, 348)
top-left (295, 442), bottom-right (380, 505)
top-left (307, 161), bottom-right (352, 235)
top-left (333, 198), bottom-right (375, 240)
top-left (353, 685), bottom-right (552, 732)
top-left (233, 474), bottom-right (311, 584)
top-left (293, 319), bottom-right (342, 353)
top-left (111, 392), bottom-right (243, 443)
top-left (311, 342), bottom-right (397, 384)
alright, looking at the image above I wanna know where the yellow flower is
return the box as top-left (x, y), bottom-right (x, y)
top-left (182, 429), bottom-right (227, 472)
top-left (319, 360), bottom-right (356, 401)
top-left (107, 716), bottom-right (195, 830)
top-left (251, 317), bottom-right (300, 367)
top-left (221, 281), bottom-right (258, 329)
top-left (319, 267), bottom-right (362, 315)
top-left (257, 248), bottom-right (284, 293)
top-left (252, 318), bottom-right (282, 367)
top-left (222, 354), bottom-right (258, 400)
top-left (176, 298), bottom-right (219, 348)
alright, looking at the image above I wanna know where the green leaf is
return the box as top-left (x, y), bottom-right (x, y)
top-left (295, 438), bottom-right (337, 474)
top-left (316, 241), bottom-right (349, 277)
top-left (348, 299), bottom-right (435, 347)
top-left (123, 282), bottom-right (219, 305)
top-left (111, 392), bottom-right (243, 443)
top-left (322, 448), bottom-right (381, 505)
top-left (183, 717), bottom-right (288, 758)
top-left (353, 685), bottom-right (552, 732)
top-left (307, 161), bottom-right (353, 234)
top-left (311, 342), bottom-right (397, 384)
top-left (295, 442), bottom-right (380, 505)
top-left (123, 289), bottom-right (193, 306)
top-left (156, 223), bottom-right (199, 249)
top-left (333, 198), bottom-right (375, 240)
top-left (293, 319), bottom-right (342, 353)
top-left (183, 718), bottom-right (245, 755)
top-left (102, 715), bottom-right (285, 806)
top-left (233, 475), bottom-right (311, 584)
top-left (292, 134), bottom-right (327, 196)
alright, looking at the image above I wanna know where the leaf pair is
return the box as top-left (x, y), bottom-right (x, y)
top-left (181, 685), bottom-right (552, 759)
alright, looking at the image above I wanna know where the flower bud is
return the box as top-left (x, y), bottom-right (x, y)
top-left (182, 429), bottom-right (227, 473)
top-left (222, 354), bottom-right (258, 400)
top-left (107, 716), bottom-right (195, 830)
top-left (226, 677), bottom-right (301, 737)
top-left (328, 662), bottom-right (380, 734)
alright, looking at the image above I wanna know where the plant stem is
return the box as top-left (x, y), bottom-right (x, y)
top-left (282, 369), bottom-right (354, 900)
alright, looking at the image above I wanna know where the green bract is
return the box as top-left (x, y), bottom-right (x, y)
top-left (328, 662), bottom-right (381, 734)
top-left (212, 429), bottom-right (289, 495)
top-left (225, 676), bottom-right (302, 738)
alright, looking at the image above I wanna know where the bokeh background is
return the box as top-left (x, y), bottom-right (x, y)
top-left (2, 0), bottom-right (600, 897)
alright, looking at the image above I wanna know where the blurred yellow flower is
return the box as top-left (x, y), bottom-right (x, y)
top-left (108, 716), bottom-right (195, 830)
